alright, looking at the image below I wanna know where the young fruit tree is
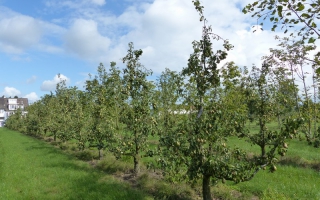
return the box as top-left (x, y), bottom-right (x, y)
top-left (263, 36), bottom-right (318, 144)
top-left (85, 63), bottom-right (121, 159)
top-left (155, 68), bottom-right (184, 139)
top-left (158, 1), bottom-right (259, 199)
top-left (243, 64), bottom-right (304, 169)
top-left (110, 42), bottom-right (157, 175)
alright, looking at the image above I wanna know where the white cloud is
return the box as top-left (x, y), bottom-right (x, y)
top-left (41, 74), bottom-right (70, 91)
top-left (37, 44), bottom-right (64, 54)
top-left (11, 55), bottom-right (32, 62)
top-left (91, 0), bottom-right (105, 6)
top-left (45, 0), bottom-right (107, 10)
top-left (64, 19), bottom-right (111, 61)
top-left (1, 87), bottom-right (21, 97)
top-left (24, 92), bottom-right (39, 103)
top-left (114, 0), bottom-right (284, 74)
top-left (45, 0), bottom-right (277, 73)
top-left (0, 15), bottom-right (42, 54)
top-left (0, 0), bottom-right (286, 72)
top-left (225, 26), bottom-right (282, 68)
top-left (0, 6), bottom-right (65, 55)
top-left (26, 76), bottom-right (37, 84)
top-left (95, 0), bottom-right (271, 74)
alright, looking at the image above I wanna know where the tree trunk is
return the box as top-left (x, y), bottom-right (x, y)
top-left (290, 63), bottom-right (299, 113)
top-left (300, 64), bottom-right (312, 144)
top-left (261, 144), bottom-right (266, 162)
top-left (202, 175), bottom-right (212, 200)
top-left (313, 73), bottom-right (317, 139)
top-left (133, 130), bottom-right (140, 175)
top-left (98, 149), bottom-right (102, 160)
top-left (133, 154), bottom-right (140, 175)
top-left (277, 114), bottom-right (281, 129)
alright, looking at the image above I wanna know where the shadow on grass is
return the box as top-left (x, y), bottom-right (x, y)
top-left (279, 156), bottom-right (320, 171)
top-left (42, 159), bottom-right (150, 200)
top-left (64, 172), bottom-right (149, 200)
top-left (21, 138), bottom-right (193, 200)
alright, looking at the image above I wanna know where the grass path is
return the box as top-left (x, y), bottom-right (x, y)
top-left (0, 128), bottom-right (152, 200)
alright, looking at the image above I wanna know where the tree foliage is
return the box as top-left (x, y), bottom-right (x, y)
top-left (110, 42), bottom-right (157, 175)
top-left (243, 0), bottom-right (320, 67)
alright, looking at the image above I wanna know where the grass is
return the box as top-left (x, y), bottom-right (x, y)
top-left (2, 121), bottom-right (320, 200)
top-left (0, 128), bottom-right (152, 200)
top-left (224, 122), bottom-right (320, 200)
top-left (234, 165), bottom-right (320, 199)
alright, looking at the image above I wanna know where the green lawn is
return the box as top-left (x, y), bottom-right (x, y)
top-left (225, 122), bottom-right (320, 200)
top-left (0, 128), bottom-right (152, 200)
top-left (1, 125), bottom-right (320, 200)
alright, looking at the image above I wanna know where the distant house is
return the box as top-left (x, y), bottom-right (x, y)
top-left (0, 97), bottom-right (29, 127)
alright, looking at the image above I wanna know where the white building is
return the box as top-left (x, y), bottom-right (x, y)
top-left (0, 97), bottom-right (29, 127)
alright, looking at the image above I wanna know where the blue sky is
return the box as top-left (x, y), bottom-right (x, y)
top-left (1, 0), bottom-right (304, 103)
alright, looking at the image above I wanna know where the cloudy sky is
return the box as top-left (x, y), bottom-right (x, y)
top-left (0, 0), bottom-right (309, 102)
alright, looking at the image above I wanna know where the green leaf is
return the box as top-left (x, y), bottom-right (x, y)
top-left (316, 68), bottom-right (320, 75)
top-left (242, 8), bottom-right (247, 14)
top-left (297, 2), bottom-right (305, 11)
top-left (301, 13), bottom-right (310, 18)
top-left (277, 5), bottom-right (283, 17)
top-left (308, 37), bottom-right (316, 43)
top-left (271, 25), bottom-right (277, 31)
top-left (310, 3), bottom-right (317, 8)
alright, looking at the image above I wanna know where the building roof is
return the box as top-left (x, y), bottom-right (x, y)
top-left (0, 97), bottom-right (29, 111)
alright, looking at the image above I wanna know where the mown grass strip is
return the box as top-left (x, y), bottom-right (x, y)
top-left (0, 128), bottom-right (152, 200)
